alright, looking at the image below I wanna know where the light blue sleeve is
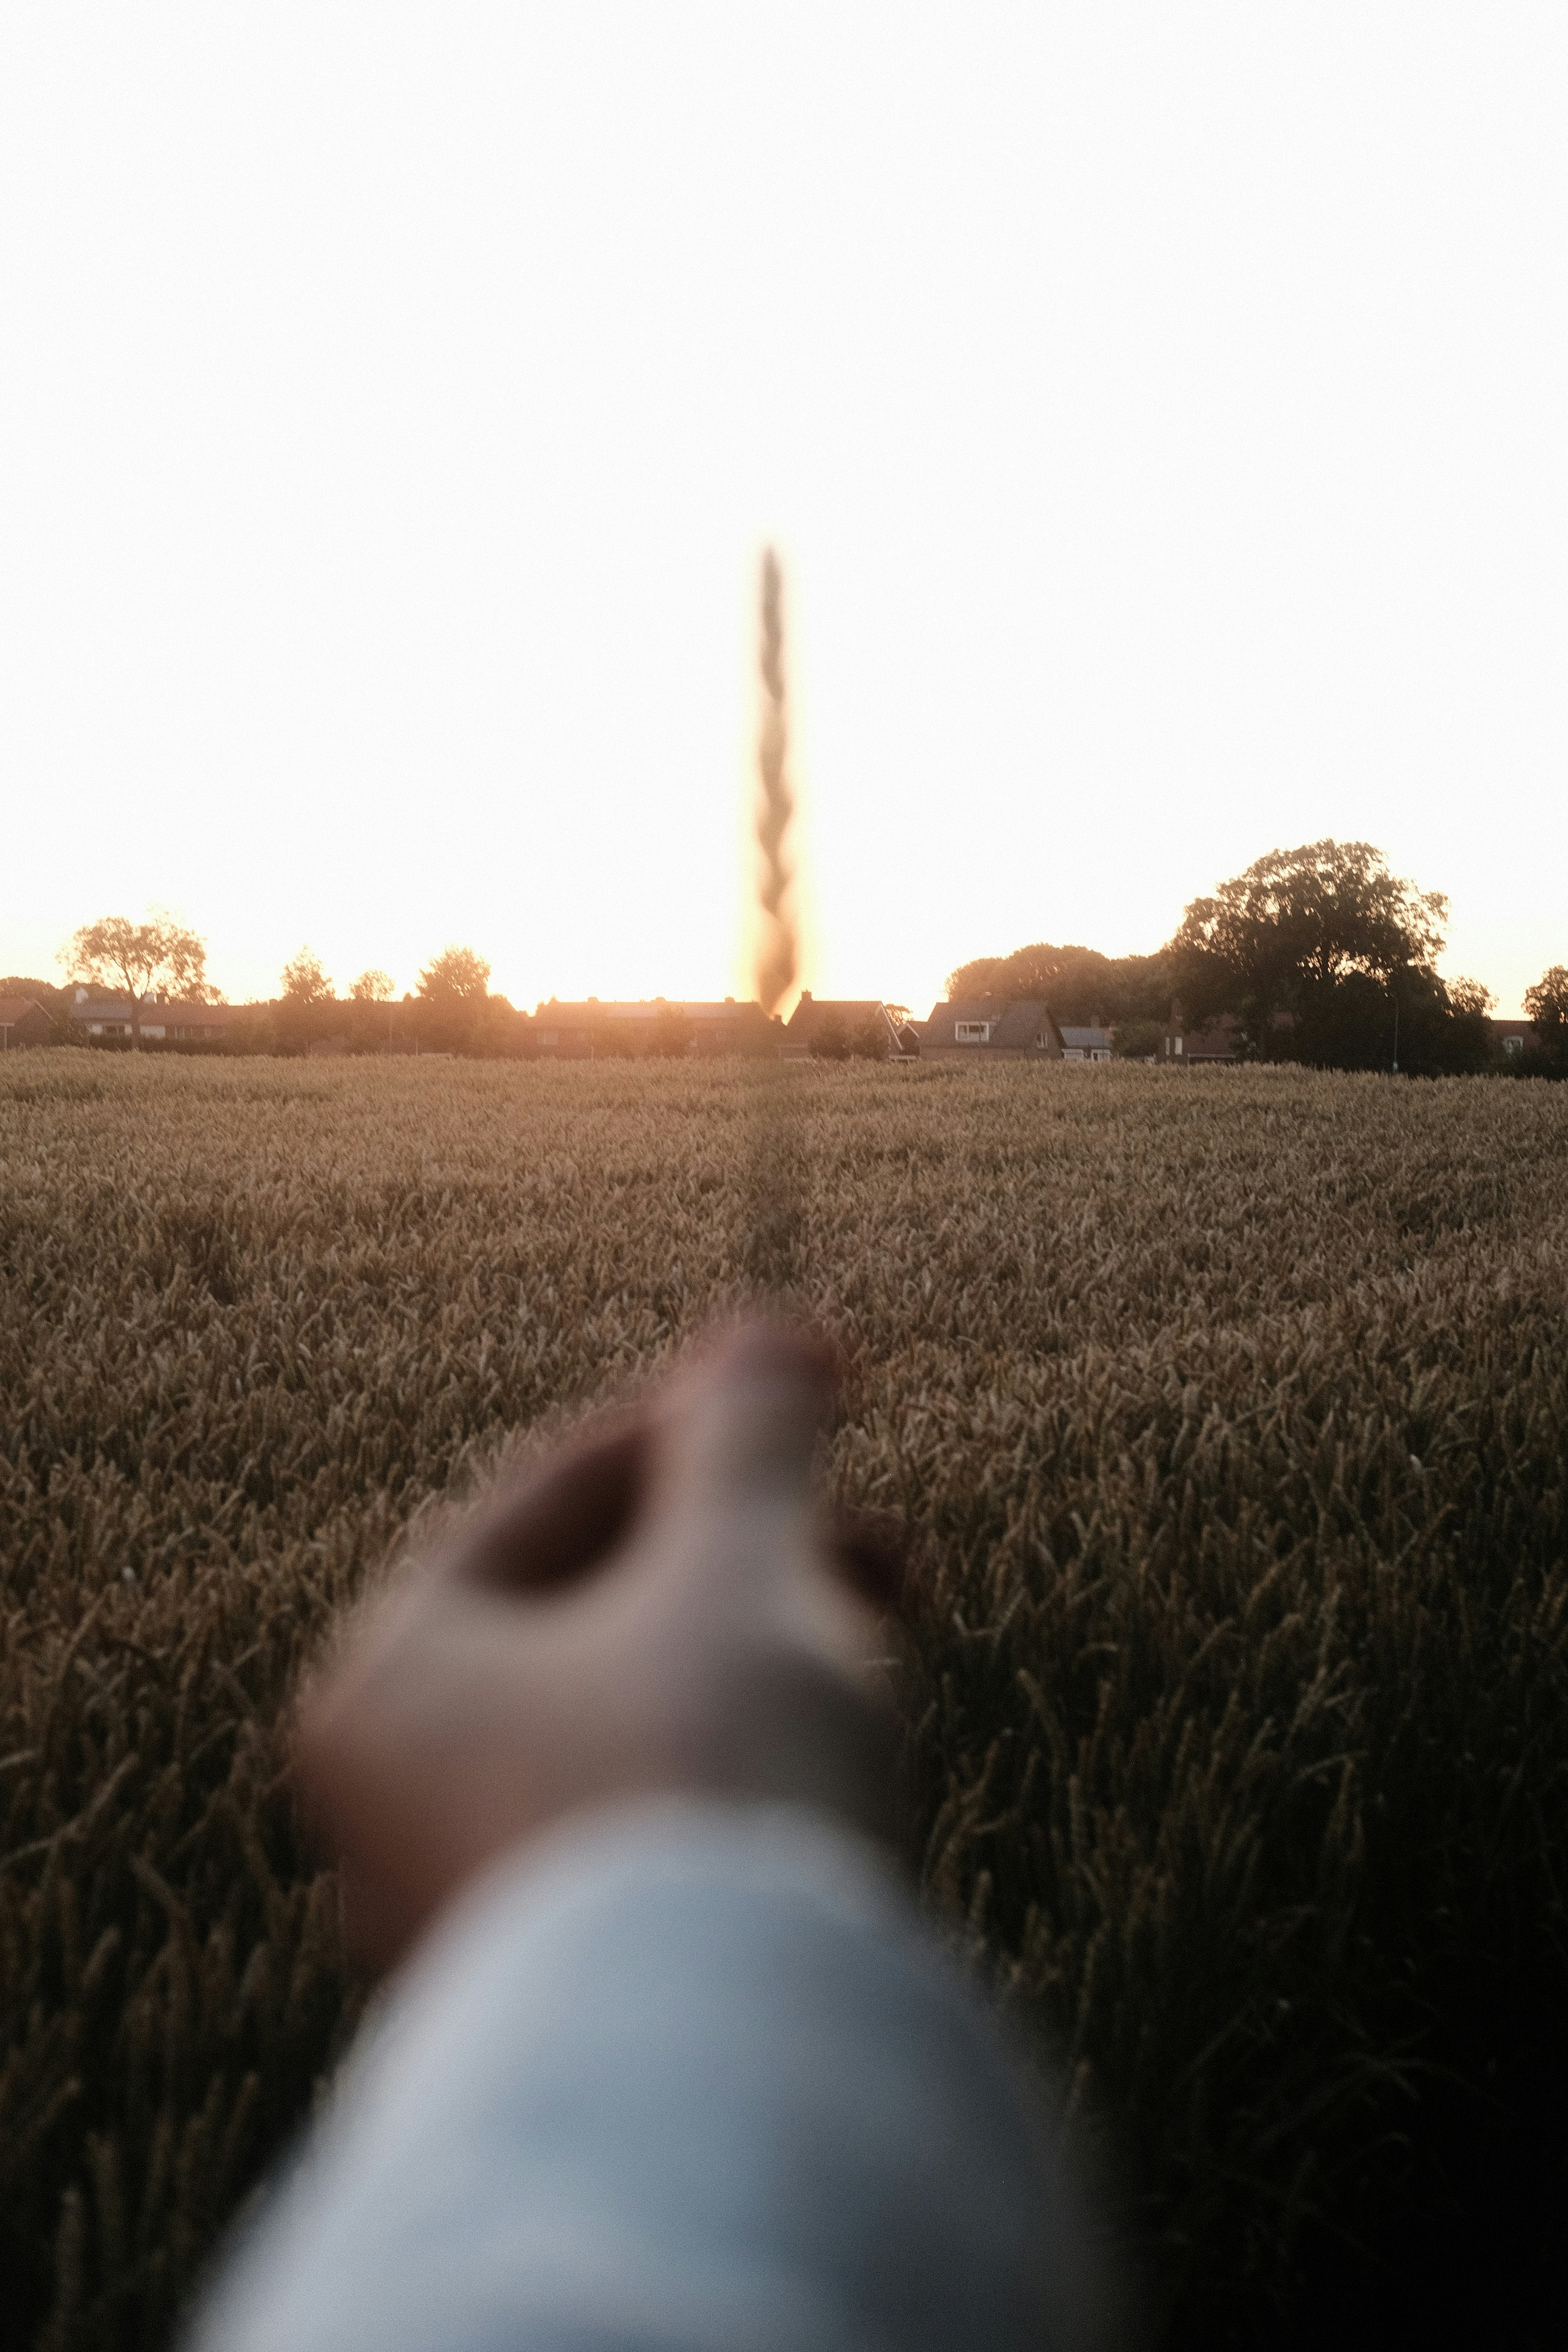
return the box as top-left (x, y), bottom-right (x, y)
top-left (189, 1800), bottom-right (1100, 2351)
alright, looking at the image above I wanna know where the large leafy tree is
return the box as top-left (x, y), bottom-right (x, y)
top-left (60, 911), bottom-right (208, 1051)
top-left (650, 1005), bottom-right (693, 1059)
top-left (1521, 965), bottom-right (1568, 1075)
top-left (1524, 965), bottom-right (1568, 1033)
top-left (417, 946), bottom-right (491, 1004)
top-left (1168, 841), bottom-right (1450, 1054)
top-left (416, 946), bottom-right (495, 1054)
top-left (280, 947), bottom-right (334, 1004)
top-left (944, 942), bottom-right (1169, 1026)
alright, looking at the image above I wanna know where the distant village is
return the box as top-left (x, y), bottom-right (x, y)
top-left (5, 839), bottom-right (1563, 1078)
top-left (0, 981), bottom-right (1550, 1069)
top-left (0, 984), bottom-right (1132, 1062)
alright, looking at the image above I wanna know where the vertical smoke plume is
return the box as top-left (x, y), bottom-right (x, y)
top-left (746, 547), bottom-right (803, 1295)
top-left (753, 548), bottom-right (799, 1018)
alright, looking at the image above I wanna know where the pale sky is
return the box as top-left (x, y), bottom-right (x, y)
top-left (2, 6), bottom-right (1563, 1017)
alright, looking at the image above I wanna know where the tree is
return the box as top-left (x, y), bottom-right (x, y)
top-left (281, 947), bottom-right (333, 1004)
top-left (849, 1009), bottom-right (892, 1059)
top-left (60, 911), bottom-right (208, 1051)
top-left (1168, 841), bottom-right (1449, 1056)
top-left (1524, 965), bottom-right (1568, 1033)
top-left (350, 969), bottom-right (394, 1003)
top-left (416, 947), bottom-right (494, 1055)
top-left (811, 1012), bottom-right (849, 1060)
top-left (650, 1005), bottom-right (693, 1059)
top-left (417, 946), bottom-right (491, 1004)
top-left (1519, 965), bottom-right (1568, 1077)
top-left (1111, 1016), bottom-right (1165, 1061)
top-left (945, 942), bottom-right (1169, 1028)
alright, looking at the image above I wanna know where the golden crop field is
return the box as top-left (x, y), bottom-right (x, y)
top-left (3, 1052), bottom-right (1565, 2350)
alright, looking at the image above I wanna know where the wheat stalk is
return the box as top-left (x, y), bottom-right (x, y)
top-left (746, 546), bottom-right (803, 1295)
top-left (753, 547), bottom-right (799, 1018)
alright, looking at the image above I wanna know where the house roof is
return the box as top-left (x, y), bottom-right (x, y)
top-left (784, 996), bottom-right (890, 1036)
top-left (0, 997), bottom-right (48, 1025)
top-left (1059, 1026), bottom-right (1111, 1051)
top-left (67, 996), bottom-right (228, 1024)
top-left (1174, 1014), bottom-right (1241, 1059)
top-left (534, 998), bottom-right (772, 1024)
top-left (923, 998), bottom-right (1060, 1051)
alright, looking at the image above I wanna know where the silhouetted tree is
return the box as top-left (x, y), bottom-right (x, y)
top-left (350, 969), bottom-right (394, 1002)
top-left (1283, 964), bottom-right (1492, 1077)
top-left (1111, 1016), bottom-right (1165, 1061)
top-left (1521, 965), bottom-right (1568, 1075)
top-left (650, 1006), bottom-right (693, 1059)
top-left (811, 1012), bottom-right (849, 1060)
top-left (1167, 840), bottom-right (1448, 1055)
top-left (281, 947), bottom-right (333, 1004)
top-left (946, 942), bottom-right (1169, 1027)
top-left (60, 911), bottom-right (209, 1050)
top-left (1524, 965), bottom-right (1568, 1034)
top-left (417, 946), bottom-right (491, 1004)
top-left (417, 946), bottom-right (494, 1053)
top-left (849, 1010), bottom-right (891, 1059)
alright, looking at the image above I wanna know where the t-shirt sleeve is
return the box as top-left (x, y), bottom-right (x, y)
top-left (187, 1799), bottom-right (1101, 2352)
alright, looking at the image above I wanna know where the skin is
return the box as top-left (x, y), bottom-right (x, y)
top-left (296, 1324), bottom-right (904, 1973)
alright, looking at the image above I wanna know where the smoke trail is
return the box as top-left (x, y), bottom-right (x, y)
top-left (746, 547), bottom-right (803, 1296)
top-left (753, 548), bottom-right (799, 1018)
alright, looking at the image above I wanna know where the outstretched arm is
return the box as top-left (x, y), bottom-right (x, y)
top-left (189, 1327), bottom-right (1102, 2351)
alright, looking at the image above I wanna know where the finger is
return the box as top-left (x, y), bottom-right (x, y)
top-left (456, 1413), bottom-right (652, 1592)
top-left (646, 1323), bottom-right (838, 1544)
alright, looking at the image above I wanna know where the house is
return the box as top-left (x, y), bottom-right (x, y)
top-left (67, 989), bottom-right (230, 1044)
top-left (1163, 1009), bottom-right (1242, 1064)
top-left (918, 998), bottom-right (1064, 1060)
top-left (0, 996), bottom-right (55, 1050)
top-left (1490, 1019), bottom-right (1542, 1062)
top-left (1058, 1025), bottom-right (1112, 1063)
top-left (782, 994), bottom-right (919, 1060)
top-left (529, 998), bottom-right (781, 1058)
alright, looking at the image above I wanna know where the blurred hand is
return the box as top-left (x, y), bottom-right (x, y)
top-left (296, 1325), bottom-right (902, 1971)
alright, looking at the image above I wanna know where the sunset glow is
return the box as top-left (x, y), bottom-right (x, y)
top-left (2, 8), bottom-right (1563, 1016)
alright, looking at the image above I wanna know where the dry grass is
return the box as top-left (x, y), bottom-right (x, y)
top-left (2, 1053), bottom-right (1565, 2348)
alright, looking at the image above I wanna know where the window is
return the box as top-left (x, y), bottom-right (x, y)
top-left (955, 1021), bottom-right (990, 1044)
top-left (1091, 1048), bottom-right (1111, 1063)
top-left (1174, 1036), bottom-right (1183, 1055)
top-left (1062, 1047), bottom-right (1083, 1061)
top-left (1504, 1036), bottom-right (1523, 1057)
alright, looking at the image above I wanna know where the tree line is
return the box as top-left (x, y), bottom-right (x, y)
top-left (25, 919), bottom-right (514, 1057)
top-left (12, 845), bottom-right (1566, 1074)
top-left (951, 840), bottom-right (1567, 1078)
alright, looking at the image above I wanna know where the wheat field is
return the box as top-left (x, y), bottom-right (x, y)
top-left (2, 1053), bottom-right (1564, 2348)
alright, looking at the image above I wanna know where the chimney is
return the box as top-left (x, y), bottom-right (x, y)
top-left (799, 989), bottom-right (812, 1002)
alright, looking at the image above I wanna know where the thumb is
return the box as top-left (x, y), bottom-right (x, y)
top-left (645, 1323), bottom-right (837, 1567)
